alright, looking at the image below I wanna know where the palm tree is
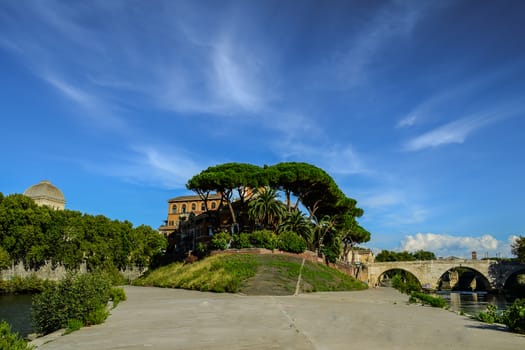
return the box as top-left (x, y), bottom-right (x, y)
top-left (277, 209), bottom-right (313, 243)
top-left (248, 188), bottom-right (285, 230)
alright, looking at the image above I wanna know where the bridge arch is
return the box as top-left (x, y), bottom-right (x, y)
top-left (437, 266), bottom-right (491, 291)
top-left (368, 260), bottom-right (495, 290)
top-left (502, 266), bottom-right (525, 296)
top-left (376, 268), bottom-right (422, 288)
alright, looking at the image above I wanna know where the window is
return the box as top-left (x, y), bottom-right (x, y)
top-left (191, 203), bottom-right (196, 211)
top-left (201, 203), bottom-right (205, 211)
top-left (182, 204), bottom-right (187, 213)
top-left (172, 205), bottom-right (177, 213)
top-left (211, 202), bottom-right (216, 209)
top-left (168, 220), bottom-right (174, 226)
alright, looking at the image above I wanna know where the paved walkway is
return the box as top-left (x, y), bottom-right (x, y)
top-left (34, 286), bottom-right (524, 350)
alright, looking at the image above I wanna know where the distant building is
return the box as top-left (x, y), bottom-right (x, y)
top-left (345, 248), bottom-right (374, 265)
top-left (158, 194), bottom-right (223, 237)
top-left (24, 180), bottom-right (66, 210)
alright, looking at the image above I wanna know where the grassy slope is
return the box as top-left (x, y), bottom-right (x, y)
top-left (135, 253), bottom-right (367, 295)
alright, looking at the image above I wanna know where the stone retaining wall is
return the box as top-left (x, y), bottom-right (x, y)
top-left (0, 261), bottom-right (145, 282)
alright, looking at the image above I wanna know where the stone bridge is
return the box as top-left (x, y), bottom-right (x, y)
top-left (367, 260), bottom-right (525, 290)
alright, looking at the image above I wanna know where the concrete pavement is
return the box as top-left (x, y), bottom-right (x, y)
top-left (34, 286), bottom-right (524, 350)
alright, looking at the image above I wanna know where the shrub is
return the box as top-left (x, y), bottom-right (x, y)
top-left (250, 230), bottom-right (278, 250)
top-left (0, 321), bottom-right (34, 350)
top-left (109, 287), bottom-right (127, 308)
top-left (391, 272), bottom-right (421, 294)
top-left (474, 304), bottom-right (502, 324)
top-left (194, 242), bottom-right (209, 258)
top-left (65, 319), bottom-right (83, 334)
top-left (211, 231), bottom-right (231, 250)
top-left (86, 306), bottom-right (109, 326)
top-left (502, 298), bottom-right (525, 333)
top-left (0, 275), bottom-right (49, 294)
top-left (409, 292), bottom-right (447, 308)
top-left (32, 272), bottom-right (112, 335)
top-left (232, 233), bottom-right (252, 249)
top-left (278, 231), bottom-right (307, 253)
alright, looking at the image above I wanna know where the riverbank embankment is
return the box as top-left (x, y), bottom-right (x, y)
top-left (34, 286), bottom-right (524, 350)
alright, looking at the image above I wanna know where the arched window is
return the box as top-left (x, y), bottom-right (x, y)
top-left (172, 205), bottom-right (177, 213)
top-left (201, 203), bottom-right (205, 211)
top-left (191, 203), bottom-right (196, 211)
top-left (211, 202), bottom-right (216, 209)
top-left (182, 204), bottom-right (187, 213)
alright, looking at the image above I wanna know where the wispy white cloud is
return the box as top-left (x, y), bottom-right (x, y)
top-left (43, 74), bottom-right (126, 129)
top-left (403, 102), bottom-right (525, 151)
top-left (400, 233), bottom-right (513, 258)
top-left (359, 191), bottom-right (403, 209)
top-left (404, 112), bottom-right (505, 151)
top-left (211, 37), bottom-right (265, 112)
top-left (397, 64), bottom-right (525, 129)
top-left (83, 145), bottom-right (203, 189)
top-left (338, 1), bottom-right (432, 86)
top-left (275, 138), bottom-right (369, 177)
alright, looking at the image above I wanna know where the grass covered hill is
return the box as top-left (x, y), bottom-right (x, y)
top-left (134, 253), bottom-right (367, 295)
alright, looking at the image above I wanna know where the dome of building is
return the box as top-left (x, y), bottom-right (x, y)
top-left (24, 180), bottom-right (66, 210)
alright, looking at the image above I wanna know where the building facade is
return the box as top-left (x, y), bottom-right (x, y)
top-left (158, 194), bottom-right (223, 237)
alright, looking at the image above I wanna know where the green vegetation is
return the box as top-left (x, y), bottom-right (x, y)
top-left (135, 253), bottom-right (367, 294)
top-left (135, 254), bottom-right (258, 293)
top-left (0, 321), bottom-right (34, 350)
top-left (31, 272), bottom-right (125, 335)
top-left (475, 299), bottom-right (525, 334)
top-left (409, 292), bottom-right (447, 308)
top-left (249, 230), bottom-right (278, 250)
top-left (503, 298), bottom-right (525, 333)
top-left (375, 249), bottom-right (436, 262)
top-left (385, 270), bottom-right (421, 294)
top-left (109, 287), bottom-right (127, 308)
top-left (0, 193), bottom-right (166, 272)
top-left (0, 246), bottom-right (10, 270)
top-left (277, 231), bottom-right (307, 253)
top-left (64, 319), bottom-right (83, 335)
top-left (186, 162), bottom-right (370, 262)
top-left (210, 231), bottom-right (231, 250)
top-left (511, 236), bottom-right (525, 262)
top-left (0, 275), bottom-right (49, 294)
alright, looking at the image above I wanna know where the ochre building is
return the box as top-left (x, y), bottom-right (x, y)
top-left (158, 194), bottom-right (222, 237)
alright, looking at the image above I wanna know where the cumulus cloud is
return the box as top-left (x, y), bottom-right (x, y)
top-left (400, 233), bottom-right (513, 258)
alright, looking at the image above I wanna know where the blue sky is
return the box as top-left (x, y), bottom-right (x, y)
top-left (1, 1), bottom-right (524, 258)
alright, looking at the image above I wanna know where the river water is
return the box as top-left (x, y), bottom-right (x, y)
top-left (0, 294), bottom-right (34, 338)
top-left (435, 291), bottom-right (509, 315)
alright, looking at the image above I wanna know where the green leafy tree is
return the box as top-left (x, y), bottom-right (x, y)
top-left (511, 236), bottom-right (525, 262)
top-left (0, 246), bottom-right (10, 270)
top-left (187, 163), bottom-right (265, 228)
top-left (412, 250), bottom-right (437, 261)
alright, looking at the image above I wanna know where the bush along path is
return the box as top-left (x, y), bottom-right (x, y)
top-left (474, 299), bottom-right (525, 334)
top-left (31, 272), bottom-right (126, 336)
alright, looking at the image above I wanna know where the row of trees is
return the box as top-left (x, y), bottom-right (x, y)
top-left (0, 193), bottom-right (167, 271)
top-left (186, 162), bottom-right (371, 262)
top-left (375, 249), bottom-right (437, 262)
